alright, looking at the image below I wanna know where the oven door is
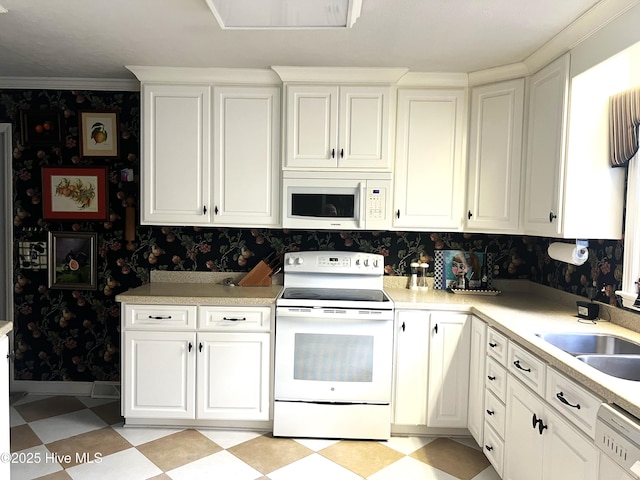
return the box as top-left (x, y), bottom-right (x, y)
top-left (274, 307), bottom-right (393, 404)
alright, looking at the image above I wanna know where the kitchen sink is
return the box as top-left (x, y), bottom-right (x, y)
top-left (535, 332), bottom-right (640, 356)
top-left (576, 355), bottom-right (640, 382)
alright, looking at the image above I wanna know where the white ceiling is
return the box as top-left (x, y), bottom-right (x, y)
top-left (0, 0), bottom-right (616, 80)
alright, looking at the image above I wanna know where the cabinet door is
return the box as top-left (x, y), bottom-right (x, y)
top-left (542, 408), bottom-right (599, 480)
top-left (504, 377), bottom-right (544, 480)
top-left (0, 335), bottom-right (9, 480)
top-left (141, 83), bottom-right (212, 225)
top-left (466, 78), bottom-right (524, 233)
top-left (124, 331), bottom-right (195, 419)
top-left (427, 313), bottom-right (470, 428)
top-left (285, 85), bottom-right (338, 168)
top-left (393, 310), bottom-right (430, 425)
top-left (523, 54), bottom-right (570, 236)
top-left (467, 316), bottom-right (487, 445)
top-left (394, 88), bottom-right (466, 230)
top-left (213, 86), bottom-right (281, 226)
top-left (197, 332), bottom-right (270, 420)
top-left (338, 86), bottom-right (390, 169)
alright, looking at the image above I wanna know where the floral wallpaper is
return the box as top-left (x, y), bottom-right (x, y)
top-left (0, 88), bottom-right (625, 383)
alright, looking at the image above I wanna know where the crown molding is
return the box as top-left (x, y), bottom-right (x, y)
top-left (396, 72), bottom-right (469, 88)
top-left (126, 66), bottom-right (281, 85)
top-left (467, 63), bottom-right (530, 87)
top-left (272, 66), bottom-right (409, 84)
top-left (0, 76), bottom-right (139, 91)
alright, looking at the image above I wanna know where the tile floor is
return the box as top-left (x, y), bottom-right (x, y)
top-left (9, 395), bottom-right (501, 480)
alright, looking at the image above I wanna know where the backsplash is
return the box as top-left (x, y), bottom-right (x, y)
top-left (0, 88), bottom-right (625, 383)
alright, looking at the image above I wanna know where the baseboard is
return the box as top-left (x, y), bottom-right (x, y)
top-left (11, 380), bottom-right (94, 397)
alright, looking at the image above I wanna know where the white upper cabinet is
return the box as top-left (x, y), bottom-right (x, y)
top-left (393, 88), bottom-right (466, 231)
top-left (466, 78), bottom-right (524, 233)
top-left (284, 84), bottom-right (391, 169)
top-left (141, 83), bottom-right (212, 226)
top-left (523, 53), bottom-right (625, 239)
top-left (213, 86), bottom-right (281, 227)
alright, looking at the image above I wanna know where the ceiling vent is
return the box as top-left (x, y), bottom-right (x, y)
top-left (205, 0), bottom-right (362, 29)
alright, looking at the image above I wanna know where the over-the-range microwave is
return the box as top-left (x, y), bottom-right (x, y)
top-left (282, 171), bottom-right (392, 230)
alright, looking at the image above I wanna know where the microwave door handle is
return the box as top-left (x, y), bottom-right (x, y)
top-left (359, 182), bottom-right (366, 229)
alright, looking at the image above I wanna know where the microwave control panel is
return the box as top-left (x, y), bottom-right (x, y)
top-left (364, 180), bottom-right (390, 230)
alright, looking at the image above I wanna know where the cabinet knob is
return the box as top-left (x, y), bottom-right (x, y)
top-left (532, 413), bottom-right (547, 434)
top-left (401, 322), bottom-right (405, 332)
top-left (485, 445), bottom-right (493, 452)
top-left (549, 211), bottom-right (557, 223)
top-left (199, 342), bottom-right (203, 353)
top-left (486, 409), bottom-right (495, 416)
top-left (188, 342), bottom-right (193, 352)
top-left (340, 148), bottom-right (344, 158)
top-left (468, 210), bottom-right (473, 219)
top-left (396, 209), bottom-right (400, 219)
top-left (203, 205), bottom-right (207, 215)
top-left (214, 206), bottom-right (219, 215)
top-left (489, 342), bottom-right (497, 348)
top-left (331, 148), bottom-right (335, 158)
top-left (487, 375), bottom-right (496, 381)
top-left (433, 323), bottom-right (438, 334)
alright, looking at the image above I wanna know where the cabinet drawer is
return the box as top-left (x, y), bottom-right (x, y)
top-left (486, 328), bottom-right (508, 366)
top-left (124, 304), bottom-right (196, 329)
top-left (483, 422), bottom-right (504, 478)
top-left (507, 342), bottom-right (546, 396)
top-left (198, 306), bottom-right (271, 331)
top-left (484, 390), bottom-right (506, 438)
top-left (485, 356), bottom-right (507, 401)
top-left (545, 368), bottom-right (602, 439)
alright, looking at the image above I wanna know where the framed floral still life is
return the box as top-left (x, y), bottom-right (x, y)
top-left (48, 231), bottom-right (97, 290)
top-left (79, 110), bottom-right (119, 158)
top-left (42, 166), bottom-right (109, 221)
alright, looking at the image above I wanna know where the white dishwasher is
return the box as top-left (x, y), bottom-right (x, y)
top-left (596, 403), bottom-right (640, 478)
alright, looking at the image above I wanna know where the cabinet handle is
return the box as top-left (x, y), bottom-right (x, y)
top-left (396, 209), bottom-right (400, 219)
top-left (199, 342), bottom-right (203, 353)
top-left (556, 391), bottom-right (581, 409)
top-left (214, 206), bottom-right (219, 215)
top-left (340, 148), bottom-right (344, 158)
top-left (489, 342), bottom-right (497, 348)
top-left (549, 211), bottom-right (557, 223)
top-left (486, 409), bottom-right (495, 416)
top-left (188, 342), bottom-right (193, 352)
top-left (203, 205), bottom-right (207, 214)
top-left (223, 317), bottom-right (247, 322)
top-left (513, 359), bottom-right (531, 372)
top-left (433, 323), bottom-right (438, 334)
top-left (331, 148), bottom-right (335, 158)
top-left (487, 375), bottom-right (496, 381)
top-left (401, 321), bottom-right (405, 332)
top-left (148, 315), bottom-right (172, 319)
top-left (532, 413), bottom-right (547, 435)
top-left (468, 210), bottom-right (473, 219)
top-left (485, 445), bottom-right (493, 452)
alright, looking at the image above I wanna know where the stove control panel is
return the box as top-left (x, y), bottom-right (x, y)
top-left (284, 251), bottom-right (383, 275)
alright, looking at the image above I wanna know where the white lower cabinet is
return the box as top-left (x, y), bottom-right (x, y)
top-left (504, 375), bottom-right (599, 480)
top-left (393, 310), bottom-right (470, 428)
top-left (122, 304), bottom-right (271, 424)
top-left (467, 316), bottom-right (487, 445)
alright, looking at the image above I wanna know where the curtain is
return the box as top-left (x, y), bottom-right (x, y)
top-left (609, 87), bottom-right (640, 167)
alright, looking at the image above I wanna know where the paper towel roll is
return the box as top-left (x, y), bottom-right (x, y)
top-left (548, 242), bottom-right (589, 266)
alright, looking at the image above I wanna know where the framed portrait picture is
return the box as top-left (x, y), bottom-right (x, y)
top-left (42, 166), bottom-right (109, 221)
top-left (79, 110), bottom-right (119, 158)
top-left (48, 231), bottom-right (97, 290)
top-left (19, 110), bottom-right (63, 146)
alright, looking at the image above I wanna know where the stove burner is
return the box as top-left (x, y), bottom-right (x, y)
top-left (281, 288), bottom-right (388, 303)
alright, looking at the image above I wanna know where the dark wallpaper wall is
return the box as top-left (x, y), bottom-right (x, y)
top-left (0, 88), bottom-right (625, 383)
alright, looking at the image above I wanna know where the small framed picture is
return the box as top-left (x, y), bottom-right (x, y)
top-left (42, 166), bottom-right (109, 221)
top-left (79, 110), bottom-right (119, 158)
top-left (18, 241), bottom-right (48, 270)
top-left (48, 231), bottom-right (98, 290)
top-left (19, 110), bottom-right (63, 146)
